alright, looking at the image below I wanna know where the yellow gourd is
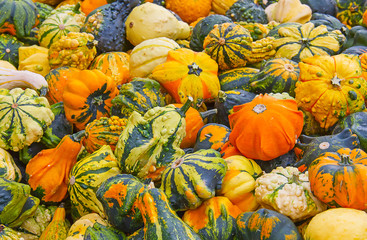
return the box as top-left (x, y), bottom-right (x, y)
top-left (18, 45), bottom-right (50, 76)
top-left (265, 0), bottom-right (312, 24)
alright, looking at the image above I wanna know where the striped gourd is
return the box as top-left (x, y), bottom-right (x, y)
top-left (160, 149), bottom-right (227, 211)
top-left (68, 145), bottom-right (121, 220)
top-left (89, 52), bottom-right (130, 85)
top-left (129, 37), bottom-right (180, 78)
top-left (0, 34), bottom-right (24, 68)
top-left (0, 147), bottom-right (21, 182)
top-left (38, 7), bottom-right (86, 48)
top-left (203, 22), bottom-right (253, 70)
top-left (219, 67), bottom-right (259, 91)
top-left (0, 88), bottom-right (54, 152)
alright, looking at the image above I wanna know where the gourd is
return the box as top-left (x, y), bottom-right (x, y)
top-left (25, 131), bottom-right (84, 203)
top-left (0, 0), bottom-right (39, 38)
top-left (68, 145), bottom-right (121, 220)
top-left (151, 48), bottom-right (220, 107)
top-left (0, 224), bottom-right (24, 239)
top-left (182, 197), bottom-right (242, 240)
top-left (129, 37), bottom-right (180, 78)
top-left (39, 204), bottom-right (69, 240)
top-left (89, 51), bottom-right (130, 85)
top-left (114, 100), bottom-right (192, 181)
top-left (310, 13), bottom-right (349, 36)
top-left (226, 0), bottom-right (268, 24)
top-left (336, 0), bottom-right (367, 28)
top-left (229, 94), bottom-right (303, 161)
top-left (18, 45), bottom-right (50, 77)
top-left (125, 3), bottom-right (191, 46)
top-left (211, 0), bottom-right (237, 15)
top-left (236, 208), bottom-right (302, 240)
top-left (62, 69), bottom-right (119, 130)
top-left (0, 147), bottom-right (22, 182)
top-left (160, 149), bottom-right (227, 211)
top-left (295, 54), bottom-right (367, 130)
top-left (34, 2), bottom-right (54, 25)
top-left (80, 0), bottom-right (108, 15)
top-left (165, 0), bottom-right (212, 23)
top-left (81, 0), bottom-right (139, 54)
top-left (84, 222), bottom-right (126, 240)
top-left (218, 67), bottom-right (258, 91)
top-left (48, 32), bottom-right (97, 70)
top-left (66, 213), bottom-right (108, 240)
top-left (0, 34), bottom-right (24, 68)
top-left (308, 148), bottom-right (367, 210)
top-left (0, 88), bottom-right (54, 152)
top-left (265, 0), bottom-right (312, 24)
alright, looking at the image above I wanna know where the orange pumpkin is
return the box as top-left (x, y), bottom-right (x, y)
top-left (308, 148), bottom-right (367, 210)
top-left (80, 0), bottom-right (108, 15)
top-left (62, 69), bottom-right (119, 130)
top-left (229, 94), bottom-right (304, 161)
top-left (165, 0), bottom-right (212, 23)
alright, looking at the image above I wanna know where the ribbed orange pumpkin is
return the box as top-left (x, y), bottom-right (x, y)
top-left (81, 0), bottom-right (108, 15)
top-left (165, 0), bottom-right (212, 23)
top-left (229, 94), bottom-right (303, 161)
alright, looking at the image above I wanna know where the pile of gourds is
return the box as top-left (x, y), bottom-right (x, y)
top-left (1, 0), bottom-right (367, 239)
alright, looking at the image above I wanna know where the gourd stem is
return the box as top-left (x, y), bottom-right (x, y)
top-left (70, 130), bottom-right (85, 142)
top-left (178, 96), bottom-right (193, 117)
top-left (290, 174), bottom-right (301, 185)
top-left (340, 154), bottom-right (352, 165)
top-left (200, 109), bottom-right (217, 120)
top-left (73, 2), bottom-right (81, 14)
top-left (59, 202), bottom-right (65, 208)
top-left (217, 90), bottom-right (227, 103)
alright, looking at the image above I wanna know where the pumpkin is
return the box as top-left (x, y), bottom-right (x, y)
top-left (271, 22), bottom-right (344, 62)
top-left (304, 208), bottom-right (367, 240)
top-left (193, 123), bottom-right (233, 154)
top-left (48, 32), bottom-right (97, 70)
top-left (62, 69), bottom-right (119, 130)
top-left (81, 0), bottom-right (139, 54)
top-left (182, 196), bottom-right (242, 240)
top-left (203, 23), bottom-right (253, 71)
top-left (125, 3), bottom-right (190, 46)
top-left (236, 208), bottom-right (302, 240)
top-left (66, 213), bottom-right (108, 240)
top-left (89, 51), bottom-right (130, 85)
top-left (84, 222), bottom-right (126, 240)
top-left (38, 4), bottom-right (86, 48)
top-left (45, 67), bottom-right (80, 105)
top-left (26, 131), bottom-right (84, 203)
top-left (95, 174), bottom-right (147, 234)
top-left (0, 148), bottom-right (22, 182)
top-left (336, 0), bottom-right (367, 28)
top-left (218, 67), bottom-right (258, 91)
top-left (295, 128), bottom-right (360, 172)
top-left (0, 34), bottom-right (24, 68)
top-left (308, 148), bottom-right (367, 210)
top-left (229, 94), bottom-right (303, 161)
top-left (226, 0), bottom-right (268, 24)
top-left (249, 58), bottom-right (300, 97)
top-left (160, 149), bottom-right (227, 211)
top-left (137, 188), bottom-right (202, 240)
top-left (189, 14), bottom-right (233, 52)
top-left (171, 104), bottom-right (217, 148)
top-left (80, 0), bottom-right (108, 15)
top-left (255, 167), bottom-right (327, 222)
top-left (114, 100), bottom-right (191, 181)
top-left (39, 204), bottom-right (69, 240)
top-left (0, 88), bottom-right (54, 152)
top-left (129, 37), bottom-right (180, 78)
top-left (165, 0), bottom-right (211, 23)
top-left (265, 0), bottom-right (312, 24)
top-left (68, 145), bottom-right (121, 220)
top-left (152, 48), bottom-right (220, 107)
top-left (110, 78), bottom-right (168, 118)
top-left (218, 155), bottom-right (262, 212)
top-left (0, 0), bottom-right (39, 38)
top-left (82, 116), bottom-right (127, 153)
top-left (295, 54), bottom-right (367, 130)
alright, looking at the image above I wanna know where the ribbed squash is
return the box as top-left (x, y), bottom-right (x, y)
top-left (95, 174), bottom-right (147, 234)
top-left (151, 48), bottom-right (220, 107)
top-left (45, 67), bottom-right (80, 105)
top-left (0, 88), bottom-right (54, 152)
top-left (272, 22), bottom-right (344, 62)
top-left (165, 0), bottom-right (212, 23)
top-left (218, 155), bottom-right (262, 212)
top-left (0, 34), bottom-right (24, 68)
top-left (236, 208), bottom-right (302, 240)
top-left (0, 0), bottom-right (39, 38)
top-left (89, 51), bottom-right (130, 85)
top-left (129, 37), bottom-right (180, 78)
top-left (160, 149), bottom-right (227, 211)
top-left (68, 145), bottom-right (121, 220)
top-left (295, 54), bottom-right (367, 129)
top-left (62, 69), bottom-right (119, 130)
top-left (39, 204), bottom-right (69, 240)
top-left (203, 23), bottom-right (253, 71)
top-left (249, 58), bottom-right (300, 97)
top-left (308, 148), bottom-right (367, 210)
top-left (34, 2), bottom-right (54, 25)
top-left (182, 196), bottom-right (242, 240)
top-left (82, 116), bottom-right (127, 153)
top-left (219, 67), bottom-right (258, 91)
top-left (137, 188), bottom-right (202, 240)
top-left (0, 147), bottom-right (21, 182)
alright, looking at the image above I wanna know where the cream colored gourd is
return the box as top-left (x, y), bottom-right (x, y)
top-left (18, 46), bottom-right (50, 77)
top-left (0, 61), bottom-right (16, 70)
top-left (265, 0), bottom-right (312, 24)
top-left (129, 37), bottom-right (180, 78)
top-left (65, 213), bottom-right (108, 240)
top-left (125, 2), bottom-right (191, 46)
top-left (304, 208), bottom-right (367, 239)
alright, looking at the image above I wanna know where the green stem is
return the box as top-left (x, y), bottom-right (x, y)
top-left (70, 130), bottom-right (85, 142)
top-left (177, 96), bottom-right (193, 117)
top-left (340, 154), bottom-right (353, 165)
top-left (200, 109), bottom-right (217, 120)
top-left (41, 128), bottom-right (61, 148)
